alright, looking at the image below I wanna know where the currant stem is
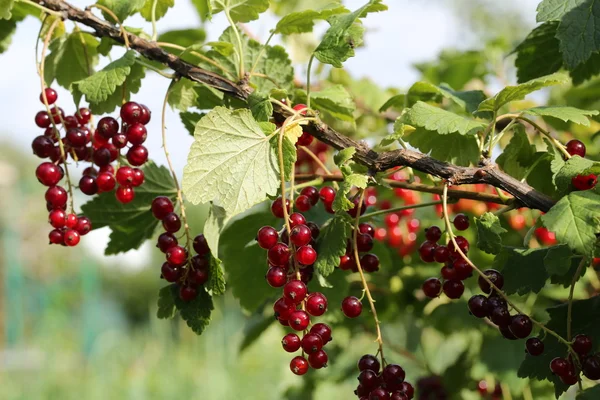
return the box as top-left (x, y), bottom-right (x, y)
top-left (567, 258), bottom-right (587, 341)
top-left (298, 147), bottom-right (339, 190)
top-left (224, 8), bottom-right (245, 79)
top-left (17, 0), bottom-right (64, 17)
top-left (249, 30), bottom-right (275, 76)
top-left (135, 59), bottom-right (176, 79)
top-left (161, 80), bottom-right (193, 266)
top-left (352, 189), bottom-right (385, 366)
top-left (155, 42), bottom-right (233, 76)
top-left (38, 18), bottom-right (75, 214)
top-left (441, 184), bottom-right (578, 361)
top-left (500, 114), bottom-right (571, 159)
top-left (150, 0), bottom-right (159, 41)
top-left (306, 54), bottom-right (315, 109)
top-left (359, 200), bottom-right (447, 220)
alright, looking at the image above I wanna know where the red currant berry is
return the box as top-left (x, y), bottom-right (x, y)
top-left (116, 185), bottom-right (135, 203)
top-left (75, 216), bottom-right (92, 235)
top-left (359, 223), bottom-right (375, 238)
top-left (45, 186), bottom-right (68, 208)
top-left (399, 382), bottom-right (414, 398)
top-left (283, 280), bottom-right (308, 303)
top-left (36, 162), bottom-right (64, 186)
top-left (295, 195), bottom-right (312, 212)
top-left (49, 209), bottom-right (66, 228)
top-left (433, 245), bottom-right (450, 263)
top-left (382, 364), bottom-right (406, 390)
top-left (290, 224), bottom-right (312, 246)
top-left (478, 269), bottom-right (504, 294)
top-left (63, 116), bottom-right (79, 130)
top-left (300, 186), bottom-right (319, 205)
top-left (308, 350), bottom-right (328, 369)
top-left (453, 213), bottom-right (469, 230)
top-left (356, 233), bottom-right (374, 252)
top-left (97, 117), bottom-right (119, 139)
top-left (161, 262), bottom-right (179, 282)
top-left (127, 145), bottom-right (148, 166)
top-left (112, 133), bottom-right (128, 149)
top-left (76, 108), bottom-right (91, 125)
top-left (342, 296), bottom-right (362, 318)
top-left (121, 101), bottom-right (142, 124)
top-left (390, 391), bottom-right (408, 400)
top-left (566, 139), bottom-right (586, 157)
top-left (290, 356), bottom-right (309, 375)
top-left (583, 354), bottom-right (600, 380)
top-left (40, 88), bottom-right (58, 105)
top-left (162, 212), bottom-right (181, 233)
top-left (358, 354), bottom-right (380, 372)
top-left (289, 212), bottom-right (306, 228)
top-left (293, 103), bottom-right (308, 114)
top-left (288, 310), bottom-right (310, 331)
top-left (115, 166), bottom-right (134, 186)
top-left (35, 111), bottom-right (52, 128)
top-left (425, 226), bottom-right (442, 242)
top-left (440, 265), bottom-right (457, 280)
top-left (490, 306), bottom-right (511, 327)
top-left (79, 175), bottom-right (98, 195)
top-left (302, 333), bottom-right (323, 354)
top-left (297, 131), bottom-right (313, 146)
top-left (166, 246), bottom-right (187, 266)
top-left (63, 229), bottom-right (80, 246)
top-left (550, 357), bottom-right (570, 376)
top-left (92, 147), bottom-right (112, 167)
top-left (368, 387), bottom-right (390, 400)
top-left (271, 197), bottom-right (290, 218)
top-left (361, 253), bottom-right (380, 273)
top-left (572, 174), bottom-right (597, 190)
top-left (266, 267), bottom-right (287, 287)
top-left (48, 229), bottom-right (64, 244)
top-left (442, 279), bottom-right (464, 299)
top-left (339, 254), bottom-right (356, 271)
top-left (449, 235), bottom-right (469, 254)
top-left (32, 135), bottom-right (55, 158)
top-left (268, 243), bottom-right (290, 266)
top-left (453, 258), bottom-right (473, 280)
top-left (525, 337), bottom-right (544, 356)
top-left (319, 186), bottom-right (336, 203)
top-left (131, 168), bottom-right (144, 186)
top-left (359, 369), bottom-right (380, 390)
top-left (151, 196), bottom-right (174, 220)
top-left (139, 104), bottom-right (151, 125)
top-left (157, 232), bottom-right (178, 253)
top-left (306, 292), bottom-right (328, 316)
top-left (100, 164), bottom-right (115, 175)
top-left (422, 278), bottom-right (442, 298)
top-left (126, 122), bottom-right (147, 145)
top-left (296, 245), bottom-right (317, 265)
top-left (96, 172), bottom-right (116, 192)
top-left (192, 234), bottom-right (210, 256)
top-left (257, 226), bottom-right (279, 249)
top-left (179, 285), bottom-right (198, 302)
top-left (273, 297), bottom-right (295, 320)
top-left (310, 323), bottom-right (332, 344)
top-left (418, 241), bottom-right (436, 263)
top-left (573, 334), bottom-right (593, 355)
top-left (467, 295), bottom-right (488, 318)
top-left (64, 213), bottom-right (77, 229)
top-left (282, 333), bottom-right (301, 353)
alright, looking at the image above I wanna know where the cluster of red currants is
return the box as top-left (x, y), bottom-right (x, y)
top-left (257, 198), bottom-right (331, 374)
top-left (420, 214), bottom-right (472, 299)
top-left (152, 196), bottom-right (210, 301)
top-left (566, 139), bottom-right (597, 191)
top-left (548, 334), bottom-right (600, 385)
top-left (33, 88), bottom-right (92, 247)
top-left (78, 101), bottom-right (151, 204)
top-left (338, 222), bottom-right (378, 273)
top-left (355, 354), bottom-right (414, 400)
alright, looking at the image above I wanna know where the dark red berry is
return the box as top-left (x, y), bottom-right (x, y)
top-left (499, 324), bottom-right (518, 340)
top-left (296, 245), bottom-right (317, 265)
top-left (289, 212), bottom-right (306, 228)
top-left (266, 267), bottom-right (287, 287)
top-left (268, 243), bottom-right (290, 266)
top-left (525, 338), bottom-right (544, 356)
top-left (290, 356), bottom-right (309, 375)
top-left (509, 314), bottom-right (533, 338)
top-left (257, 226), bottom-right (278, 249)
top-left (112, 133), bottom-right (128, 148)
top-left (301, 333), bottom-right (323, 354)
top-left (49, 209), bottom-right (66, 228)
top-left (151, 196), bottom-right (174, 220)
top-left (300, 186), bottom-right (320, 205)
top-left (139, 104), bottom-right (151, 125)
top-left (295, 195), bottom-right (312, 212)
top-left (282, 333), bottom-right (301, 352)
top-left (63, 116), bottom-right (79, 130)
top-left (308, 350), bottom-right (328, 369)
top-left (35, 111), bottom-right (52, 128)
top-left (161, 262), bottom-right (179, 282)
top-left (283, 280), bottom-right (307, 303)
top-left (97, 117), bottom-right (119, 139)
top-left (116, 166), bottom-right (134, 186)
top-left (116, 185), bottom-right (135, 203)
top-left (49, 229), bottom-right (64, 244)
top-left (162, 212), bottom-right (181, 233)
top-left (288, 310), bottom-right (310, 331)
top-left (76, 108), bottom-right (91, 125)
top-left (271, 197), bottom-right (290, 218)
top-left (442, 279), bottom-right (464, 299)
top-left (490, 306), bottom-right (511, 327)
top-left (453, 214), bottom-right (469, 230)
top-left (342, 296), bottom-right (362, 318)
top-left (356, 233), bottom-right (374, 252)
top-left (127, 145), bottom-right (148, 166)
top-left (382, 364), bottom-right (406, 390)
top-left (573, 334), bottom-right (593, 355)
top-left (121, 101), bottom-right (142, 124)
top-left (166, 245), bottom-right (187, 266)
top-left (422, 278), bottom-right (442, 298)
top-left (179, 285), bottom-right (198, 302)
top-left (306, 292), bottom-right (328, 316)
top-left (64, 229), bottom-right (80, 246)
top-left (310, 323), bottom-right (332, 344)
top-left (36, 162), bottom-right (64, 186)
top-left (453, 258), bottom-right (473, 280)
top-left (273, 297), bottom-right (295, 320)
top-left (468, 295), bottom-right (489, 318)
top-left (131, 168), bottom-right (144, 186)
top-left (361, 253), bottom-right (379, 272)
top-left (348, 198), bottom-right (367, 218)
top-left (32, 135), bottom-right (54, 158)
top-left (425, 226), bottom-right (442, 242)
top-left (550, 357), bottom-right (570, 376)
top-left (368, 387), bottom-right (390, 400)
top-left (79, 175), bottom-right (98, 195)
top-left (297, 131), bottom-right (313, 146)
top-left (583, 354), bottom-right (600, 380)
top-left (125, 122), bottom-right (147, 145)
top-left (157, 232), bottom-right (178, 252)
top-left (566, 139), bottom-right (586, 157)
top-left (433, 245), bottom-right (450, 263)
top-left (358, 354), bottom-right (380, 373)
top-left (75, 216), bottom-right (92, 235)
top-left (319, 186), bottom-right (336, 203)
top-left (399, 382), bottom-right (414, 398)
top-left (478, 269), bottom-right (504, 294)
top-left (358, 369), bottom-right (380, 390)
top-left (359, 223), bottom-right (375, 238)
top-left (40, 88), bottom-right (58, 105)
top-left (192, 234), bottom-right (210, 256)
top-left (449, 235), bottom-right (469, 254)
top-left (45, 186), bottom-right (68, 208)
top-left (572, 174), bottom-right (597, 191)
top-left (96, 172), bottom-right (116, 192)
top-left (93, 147), bottom-right (112, 167)
top-left (418, 241), bottom-right (436, 263)
top-left (290, 224), bottom-right (312, 247)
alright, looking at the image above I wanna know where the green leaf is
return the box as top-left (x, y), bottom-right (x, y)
top-left (97, 0), bottom-right (146, 22)
top-left (379, 122), bottom-right (414, 147)
top-left (80, 162), bottom-right (177, 255)
top-left (211, 0), bottom-right (269, 22)
top-left (208, 256), bottom-right (226, 296)
top-left (44, 32), bottom-right (99, 89)
top-left (556, 0), bottom-right (600, 69)
top-left (309, 84), bottom-right (356, 121)
top-left (404, 128), bottom-right (480, 167)
top-left (157, 29), bottom-right (206, 48)
top-left (191, 0), bottom-right (211, 21)
top-left (274, 3), bottom-right (348, 35)
top-left (496, 125), bottom-right (538, 180)
top-left (182, 107), bottom-right (280, 217)
top-left (378, 94), bottom-right (405, 112)
top-left (0, 0), bottom-right (14, 20)
top-left (477, 73), bottom-right (569, 113)
top-left (248, 92), bottom-right (273, 122)
top-left (180, 111), bottom-right (205, 136)
top-left (519, 296), bottom-right (600, 398)
top-left (536, 0), bottom-right (584, 21)
top-left (414, 49), bottom-right (488, 90)
top-left (0, 18), bottom-right (15, 53)
top-left (577, 385), bottom-right (600, 400)
top-left (553, 156), bottom-right (600, 196)
top-left (513, 22), bottom-right (562, 83)
top-left (544, 244), bottom-right (575, 276)
top-left (86, 59), bottom-right (145, 115)
top-left (219, 204), bottom-right (280, 311)
top-left (570, 51), bottom-right (600, 84)
top-left (168, 79), bottom-right (199, 112)
top-left (400, 81), bottom-right (487, 114)
top-left (173, 286), bottom-right (214, 335)
top-left (541, 190), bottom-right (600, 256)
top-left (474, 213), bottom-right (507, 255)
top-left (314, 214), bottom-right (352, 276)
top-left (333, 147), bottom-right (356, 166)
top-left (156, 285), bottom-right (176, 319)
top-left (203, 204), bottom-right (229, 260)
top-left (313, 0), bottom-right (387, 68)
top-left (493, 247), bottom-right (549, 295)
top-left (521, 106), bottom-right (599, 126)
top-left (140, 0), bottom-right (174, 21)
top-left (75, 50), bottom-right (136, 104)
top-left (403, 101), bottom-right (485, 136)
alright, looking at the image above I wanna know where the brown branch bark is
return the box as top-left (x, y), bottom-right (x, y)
top-left (34, 0), bottom-right (556, 212)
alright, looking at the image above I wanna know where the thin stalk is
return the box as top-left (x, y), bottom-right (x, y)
top-left (17, 0), bottom-right (63, 17)
top-left (286, 177), bottom-right (324, 193)
top-left (490, 118), bottom-right (519, 149)
top-left (353, 189), bottom-right (385, 365)
top-left (89, 4), bottom-right (130, 48)
top-left (151, 0), bottom-right (159, 41)
top-left (567, 258), bottom-right (587, 341)
top-left (135, 59), bottom-right (176, 79)
top-left (156, 42), bottom-right (233, 76)
top-left (360, 200), bottom-right (446, 220)
top-left (512, 115), bottom-right (571, 159)
top-left (250, 72), bottom-right (281, 88)
top-left (486, 111), bottom-right (498, 157)
top-left (306, 54), bottom-right (315, 109)
top-left (224, 9), bottom-right (245, 78)
top-left (249, 30), bottom-right (275, 75)
top-left (270, 97), bottom-right (296, 114)
top-left (299, 146), bottom-right (339, 190)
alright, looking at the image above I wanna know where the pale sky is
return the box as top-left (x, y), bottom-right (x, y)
top-left (0, 0), bottom-right (539, 267)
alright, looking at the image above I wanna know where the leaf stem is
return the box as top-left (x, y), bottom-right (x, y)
top-left (223, 9), bottom-right (245, 79)
top-left (161, 80), bottom-right (193, 267)
top-left (17, 0), bottom-right (63, 17)
top-left (353, 189), bottom-right (385, 365)
top-left (89, 4), bottom-right (130, 48)
top-left (506, 114), bottom-right (571, 159)
top-left (567, 258), bottom-right (587, 341)
top-left (151, 0), bottom-right (159, 41)
top-left (135, 58), bottom-right (176, 79)
top-left (298, 146), bottom-right (339, 190)
top-left (306, 54), bottom-right (315, 109)
top-left (155, 42), bottom-right (234, 76)
top-left (249, 30), bottom-right (275, 76)
top-left (359, 200), bottom-right (447, 220)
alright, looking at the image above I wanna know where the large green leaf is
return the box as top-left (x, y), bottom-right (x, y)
top-left (140, 0), bottom-right (174, 21)
top-left (403, 101), bottom-right (485, 136)
top-left (556, 0), bottom-right (600, 69)
top-left (44, 31), bottom-right (99, 89)
top-left (404, 128), bottom-right (480, 167)
top-left (168, 78), bottom-right (199, 112)
top-left (75, 50), bottom-right (136, 104)
top-left (513, 22), bottom-right (562, 83)
top-left (536, 0), bottom-right (584, 22)
top-left (80, 162), bottom-right (177, 255)
top-left (493, 247), bottom-right (549, 295)
top-left (274, 4), bottom-right (348, 35)
top-left (541, 190), bottom-right (600, 256)
top-left (210, 0), bottom-right (269, 22)
top-left (477, 73), bottom-right (569, 112)
top-left (313, 214), bottom-right (352, 276)
top-left (97, 0), bottom-right (146, 22)
top-left (474, 213), bottom-right (507, 255)
top-left (182, 107), bottom-right (281, 217)
top-left (313, 0), bottom-right (387, 67)
top-left (496, 125), bottom-right (538, 180)
top-left (309, 84), bottom-right (356, 122)
top-left (520, 106), bottom-right (599, 126)
top-left (0, 0), bottom-right (14, 19)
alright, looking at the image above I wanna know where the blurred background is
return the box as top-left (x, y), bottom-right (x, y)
top-left (0, 0), bottom-right (568, 399)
